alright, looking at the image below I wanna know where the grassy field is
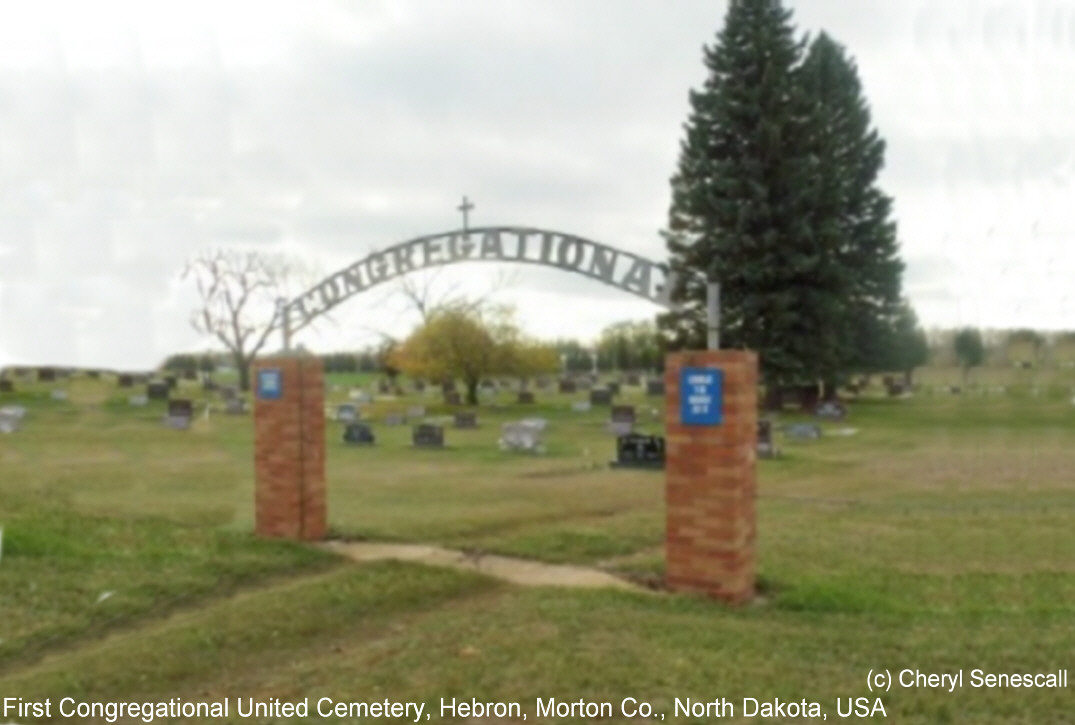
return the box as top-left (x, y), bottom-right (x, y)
top-left (1, 369), bottom-right (1073, 722)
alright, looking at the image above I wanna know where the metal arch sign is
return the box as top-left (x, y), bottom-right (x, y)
top-left (281, 226), bottom-right (681, 332)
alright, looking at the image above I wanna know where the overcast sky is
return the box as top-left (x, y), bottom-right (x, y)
top-left (1, 0), bottom-right (1073, 369)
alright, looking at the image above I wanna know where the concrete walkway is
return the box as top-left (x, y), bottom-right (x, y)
top-left (322, 540), bottom-right (647, 593)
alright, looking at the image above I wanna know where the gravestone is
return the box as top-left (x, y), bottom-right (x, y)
top-left (885, 382), bottom-right (905, 397)
top-left (611, 433), bottom-right (665, 469)
top-left (406, 405), bottom-right (426, 420)
top-left (50, 389), bottom-right (68, 401)
top-left (608, 405), bottom-right (636, 435)
top-left (0, 405), bottom-right (26, 434)
top-left (571, 400), bottom-right (592, 412)
top-left (0, 380), bottom-right (13, 393)
top-left (336, 404), bottom-right (359, 422)
top-left (163, 375), bottom-right (178, 390)
top-left (607, 381), bottom-right (621, 396)
top-left (536, 377), bottom-right (551, 390)
top-left (558, 379), bottom-right (577, 394)
top-left (784, 423), bottom-right (822, 440)
top-left (412, 423), bottom-right (444, 448)
top-left (220, 386), bottom-right (238, 400)
top-left (128, 395), bottom-right (148, 407)
top-left (38, 367), bottom-right (56, 382)
top-left (757, 420), bottom-right (777, 459)
top-left (202, 377), bottom-right (218, 392)
top-left (499, 419), bottom-right (546, 452)
top-left (117, 374), bottom-right (134, 388)
top-left (626, 373), bottom-right (641, 386)
top-left (949, 385), bottom-right (962, 395)
top-left (454, 411), bottom-right (478, 429)
top-left (413, 380), bottom-right (426, 392)
top-left (444, 391), bottom-right (462, 406)
top-left (349, 389), bottom-right (373, 404)
top-left (517, 391), bottom-right (535, 404)
top-left (225, 398), bottom-right (247, 415)
top-left (441, 381), bottom-right (456, 393)
top-left (814, 400), bottom-right (847, 420)
top-left (343, 421), bottom-right (375, 446)
top-left (182, 369), bottom-right (198, 381)
top-left (163, 399), bottom-right (193, 430)
top-left (384, 412), bottom-right (405, 426)
top-left (589, 388), bottom-right (612, 406)
top-left (0, 412), bottom-right (20, 434)
top-left (147, 382), bottom-right (169, 400)
top-left (646, 380), bottom-right (664, 396)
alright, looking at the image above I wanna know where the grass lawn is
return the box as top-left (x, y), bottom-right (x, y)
top-left (1, 370), bottom-right (1073, 722)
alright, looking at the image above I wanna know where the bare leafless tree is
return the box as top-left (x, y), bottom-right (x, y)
top-left (184, 250), bottom-right (312, 391)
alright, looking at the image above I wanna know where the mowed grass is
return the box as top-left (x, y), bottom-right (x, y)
top-left (1, 370), bottom-right (1074, 722)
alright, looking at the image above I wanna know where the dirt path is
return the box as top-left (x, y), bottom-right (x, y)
top-left (322, 541), bottom-right (649, 593)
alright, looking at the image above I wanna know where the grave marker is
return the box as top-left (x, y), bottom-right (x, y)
top-left (590, 388), bottom-right (612, 406)
top-left (611, 433), bottom-right (665, 469)
top-left (343, 421), bottom-right (375, 445)
top-left (454, 411), bottom-right (478, 429)
top-left (413, 423), bottom-right (445, 448)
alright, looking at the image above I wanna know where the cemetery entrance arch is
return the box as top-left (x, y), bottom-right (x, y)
top-left (252, 226), bottom-right (757, 603)
top-left (277, 226), bottom-right (682, 346)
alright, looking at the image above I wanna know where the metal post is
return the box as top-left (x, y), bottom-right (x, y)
top-left (277, 298), bottom-right (291, 353)
top-left (706, 282), bottom-right (720, 350)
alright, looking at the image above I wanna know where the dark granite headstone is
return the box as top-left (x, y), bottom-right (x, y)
top-left (413, 423), bottom-right (444, 448)
top-left (343, 422), bottom-right (375, 445)
top-left (444, 391), bottom-right (462, 406)
top-left (38, 368), bottom-right (56, 382)
top-left (163, 398), bottom-right (193, 429)
top-left (517, 391), bottom-right (535, 404)
top-left (168, 399), bottom-right (194, 419)
top-left (0, 380), bottom-right (13, 393)
top-left (413, 380), bottom-right (426, 392)
top-left (757, 420), bottom-right (777, 459)
top-left (454, 411), bottom-right (478, 429)
top-left (117, 374), bottom-right (134, 388)
top-left (612, 434), bottom-right (665, 469)
top-left (646, 379), bottom-right (665, 396)
top-left (610, 405), bottom-right (636, 424)
top-left (626, 373), bottom-right (641, 386)
top-left (147, 382), bottom-right (169, 400)
top-left (590, 388), bottom-right (612, 406)
top-left (886, 382), bottom-right (905, 396)
top-left (163, 375), bottom-right (178, 390)
top-left (607, 381), bottom-right (620, 396)
top-left (182, 369), bottom-right (198, 381)
top-left (559, 379), bottom-right (577, 394)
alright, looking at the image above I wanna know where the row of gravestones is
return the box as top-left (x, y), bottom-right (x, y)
top-left (342, 418), bottom-right (546, 451)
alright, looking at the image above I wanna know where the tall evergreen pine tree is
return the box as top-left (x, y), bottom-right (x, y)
top-left (797, 33), bottom-right (903, 391)
top-left (662, 0), bottom-right (829, 388)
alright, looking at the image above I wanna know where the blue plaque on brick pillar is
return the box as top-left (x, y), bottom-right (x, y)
top-left (680, 367), bottom-right (723, 425)
top-left (257, 368), bottom-right (283, 400)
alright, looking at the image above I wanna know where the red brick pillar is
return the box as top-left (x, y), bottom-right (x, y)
top-left (665, 350), bottom-right (758, 603)
top-left (252, 355), bottom-right (326, 540)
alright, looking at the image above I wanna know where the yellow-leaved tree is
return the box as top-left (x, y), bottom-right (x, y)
top-left (389, 305), bottom-right (558, 405)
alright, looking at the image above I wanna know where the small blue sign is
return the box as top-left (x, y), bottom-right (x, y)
top-left (257, 368), bottom-right (283, 400)
top-left (680, 367), bottom-right (723, 425)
